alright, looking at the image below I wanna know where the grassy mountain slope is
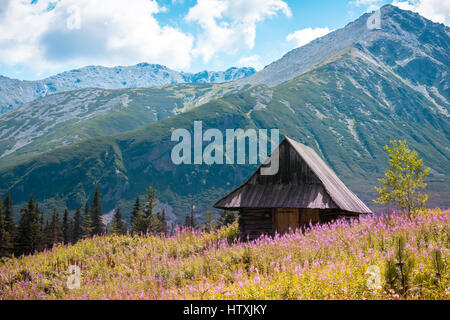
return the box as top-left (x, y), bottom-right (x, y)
top-left (0, 82), bottom-right (245, 165)
top-left (0, 47), bottom-right (448, 221)
top-left (0, 4), bottom-right (448, 222)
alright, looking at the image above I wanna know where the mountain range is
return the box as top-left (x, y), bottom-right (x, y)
top-left (0, 65), bottom-right (255, 114)
top-left (0, 4), bottom-right (448, 223)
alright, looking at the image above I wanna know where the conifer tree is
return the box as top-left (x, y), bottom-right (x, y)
top-left (82, 202), bottom-right (93, 238)
top-left (62, 208), bottom-right (71, 244)
top-left (203, 210), bottom-right (215, 231)
top-left (130, 197), bottom-right (140, 232)
top-left (160, 209), bottom-right (168, 235)
top-left (42, 220), bottom-right (51, 248)
top-left (15, 196), bottom-right (41, 256)
top-left (3, 190), bottom-right (15, 239)
top-left (49, 208), bottom-right (62, 247)
top-left (149, 213), bottom-right (161, 234)
top-left (131, 196), bottom-right (147, 234)
top-left (38, 207), bottom-right (44, 229)
top-left (0, 199), bottom-right (13, 257)
top-left (90, 188), bottom-right (105, 236)
top-left (184, 212), bottom-right (196, 229)
top-left (169, 222), bottom-right (176, 236)
top-left (109, 208), bottom-right (127, 235)
top-left (144, 188), bottom-right (157, 233)
top-left (72, 207), bottom-right (82, 243)
top-left (184, 212), bottom-right (192, 228)
top-left (190, 211), bottom-right (196, 229)
top-left (384, 236), bottom-right (415, 296)
top-left (0, 199), bottom-right (5, 248)
top-left (217, 210), bottom-right (237, 229)
top-left (184, 198), bottom-right (196, 229)
top-left (35, 204), bottom-right (45, 251)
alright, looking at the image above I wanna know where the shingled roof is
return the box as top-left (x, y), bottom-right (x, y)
top-left (214, 136), bottom-right (372, 214)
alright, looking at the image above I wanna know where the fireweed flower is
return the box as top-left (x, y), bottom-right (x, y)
top-left (0, 210), bottom-right (448, 300)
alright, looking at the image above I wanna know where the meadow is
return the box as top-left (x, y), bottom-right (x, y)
top-left (0, 209), bottom-right (448, 300)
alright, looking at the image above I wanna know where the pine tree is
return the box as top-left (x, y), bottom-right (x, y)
top-left (35, 204), bottom-right (45, 251)
top-left (3, 190), bottom-right (15, 239)
top-left (384, 236), bottom-right (415, 296)
top-left (62, 208), bottom-right (71, 244)
top-left (217, 210), bottom-right (237, 229)
top-left (183, 213), bottom-right (196, 229)
top-left (38, 207), bottom-right (44, 229)
top-left (15, 195), bottom-right (42, 256)
top-left (109, 208), bottom-right (127, 235)
top-left (184, 212), bottom-right (192, 228)
top-left (169, 222), bottom-right (176, 236)
top-left (184, 198), bottom-right (196, 229)
top-left (203, 210), bottom-right (215, 231)
top-left (190, 211), bottom-right (196, 229)
top-left (48, 208), bottom-right (62, 247)
top-left (72, 207), bottom-right (82, 243)
top-left (144, 188), bottom-right (157, 233)
top-left (90, 188), bottom-right (105, 236)
top-left (149, 213), bottom-right (161, 234)
top-left (81, 202), bottom-right (93, 238)
top-left (130, 197), bottom-right (140, 233)
top-left (131, 197), bottom-right (147, 235)
top-left (0, 199), bottom-right (5, 250)
top-left (160, 209), bottom-right (168, 235)
top-left (0, 199), bottom-right (13, 257)
top-left (42, 220), bottom-right (51, 248)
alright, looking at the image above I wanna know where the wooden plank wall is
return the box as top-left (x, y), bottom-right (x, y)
top-left (239, 208), bottom-right (361, 241)
top-left (239, 208), bottom-right (273, 240)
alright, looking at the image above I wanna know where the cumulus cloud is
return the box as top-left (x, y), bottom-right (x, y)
top-left (286, 27), bottom-right (333, 48)
top-left (186, 0), bottom-right (291, 62)
top-left (350, 0), bottom-right (383, 6)
top-left (392, 0), bottom-right (450, 25)
top-left (237, 55), bottom-right (263, 70)
top-left (349, 0), bottom-right (384, 13)
top-left (0, 0), bottom-right (194, 75)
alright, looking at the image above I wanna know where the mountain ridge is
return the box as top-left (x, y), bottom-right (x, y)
top-left (241, 4), bottom-right (449, 101)
top-left (0, 82), bottom-right (247, 162)
top-left (0, 4), bottom-right (448, 223)
top-left (0, 64), bottom-right (256, 113)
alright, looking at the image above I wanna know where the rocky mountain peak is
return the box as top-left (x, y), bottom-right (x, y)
top-left (242, 4), bottom-right (449, 89)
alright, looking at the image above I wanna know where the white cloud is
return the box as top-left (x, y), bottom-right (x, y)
top-left (351, 0), bottom-right (383, 6)
top-left (349, 0), bottom-right (384, 13)
top-left (286, 27), bottom-right (333, 48)
top-left (186, 0), bottom-right (291, 62)
top-left (237, 55), bottom-right (263, 70)
top-left (366, 4), bottom-right (382, 12)
top-left (0, 0), bottom-right (194, 75)
top-left (392, 0), bottom-right (450, 25)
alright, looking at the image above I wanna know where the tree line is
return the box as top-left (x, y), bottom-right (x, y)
top-left (0, 187), bottom-right (236, 258)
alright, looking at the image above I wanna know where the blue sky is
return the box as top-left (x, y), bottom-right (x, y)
top-left (0, 0), bottom-right (447, 80)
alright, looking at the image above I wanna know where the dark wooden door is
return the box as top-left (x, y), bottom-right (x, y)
top-left (275, 208), bottom-right (299, 235)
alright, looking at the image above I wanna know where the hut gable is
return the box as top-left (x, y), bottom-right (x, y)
top-left (214, 136), bottom-right (371, 214)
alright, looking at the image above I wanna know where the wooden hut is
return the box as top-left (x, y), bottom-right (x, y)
top-left (214, 136), bottom-right (372, 240)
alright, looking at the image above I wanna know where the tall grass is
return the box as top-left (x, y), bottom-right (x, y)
top-left (0, 209), bottom-right (448, 300)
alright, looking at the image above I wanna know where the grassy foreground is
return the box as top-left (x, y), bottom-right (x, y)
top-left (0, 210), bottom-right (448, 300)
